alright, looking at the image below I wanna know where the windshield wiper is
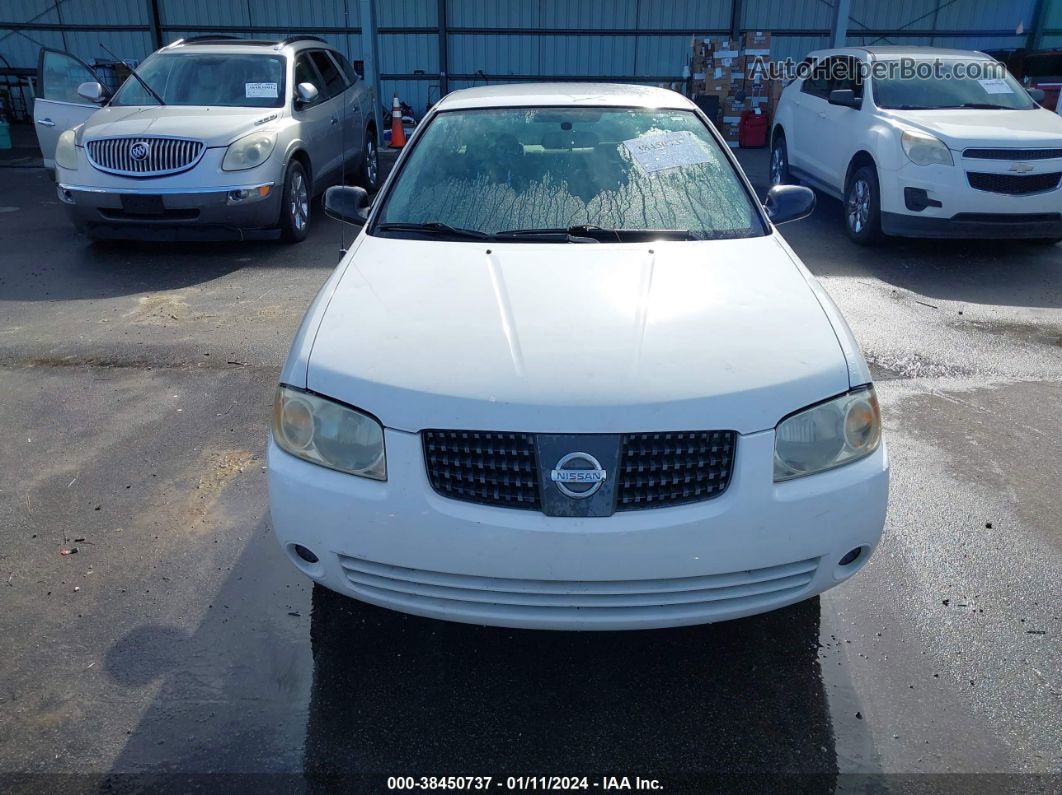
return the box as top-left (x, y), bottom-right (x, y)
top-left (376, 222), bottom-right (492, 240)
top-left (956, 103), bottom-right (1013, 110)
top-left (99, 42), bottom-right (165, 106)
top-left (495, 224), bottom-right (695, 242)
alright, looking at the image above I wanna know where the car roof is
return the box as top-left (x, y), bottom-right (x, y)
top-left (809, 45), bottom-right (990, 60)
top-left (435, 82), bottom-right (695, 111)
top-left (163, 35), bottom-right (329, 54)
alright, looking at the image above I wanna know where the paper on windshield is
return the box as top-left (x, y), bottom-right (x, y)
top-left (978, 78), bottom-right (1014, 95)
top-left (623, 131), bottom-right (712, 174)
top-left (246, 82), bottom-right (279, 98)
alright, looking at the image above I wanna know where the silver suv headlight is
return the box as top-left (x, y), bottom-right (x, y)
top-left (901, 129), bottom-right (953, 167)
top-left (774, 387), bottom-right (881, 481)
top-left (222, 130), bottom-right (277, 171)
top-left (56, 129), bottom-right (78, 170)
top-left (272, 385), bottom-right (386, 480)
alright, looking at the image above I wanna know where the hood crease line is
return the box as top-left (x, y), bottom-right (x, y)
top-left (486, 250), bottom-right (526, 377)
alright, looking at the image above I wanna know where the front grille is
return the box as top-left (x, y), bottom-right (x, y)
top-left (963, 148), bottom-right (1062, 161)
top-left (967, 171), bottom-right (1061, 195)
top-left (337, 554), bottom-right (818, 624)
top-left (86, 137), bottom-right (204, 177)
top-left (423, 431), bottom-right (541, 510)
top-left (422, 429), bottom-right (737, 512)
top-left (616, 431), bottom-right (736, 510)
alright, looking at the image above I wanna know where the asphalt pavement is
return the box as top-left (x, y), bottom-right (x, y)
top-left (0, 146), bottom-right (1059, 792)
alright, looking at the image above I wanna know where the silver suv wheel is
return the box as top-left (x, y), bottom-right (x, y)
top-left (290, 170), bottom-right (309, 232)
top-left (365, 137), bottom-right (378, 189)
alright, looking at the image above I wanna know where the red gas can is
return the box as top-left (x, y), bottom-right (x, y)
top-left (739, 109), bottom-right (769, 148)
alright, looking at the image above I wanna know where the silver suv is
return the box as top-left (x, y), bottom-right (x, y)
top-left (36, 36), bottom-right (377, 242)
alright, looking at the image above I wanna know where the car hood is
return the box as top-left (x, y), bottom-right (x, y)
top-left (884, 107), bottom-right (1062, 149)
top-left (304, 234), bottom-right (852, 435)
top-left (81, 105), bottom-right (278, 147)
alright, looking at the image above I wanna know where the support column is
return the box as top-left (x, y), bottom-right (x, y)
top-left (438, 0), bottom-right (448, 97)
top-left (359, 0), bottom-right (383, 144)
top-left (831, 0), bottom-right (851, 48)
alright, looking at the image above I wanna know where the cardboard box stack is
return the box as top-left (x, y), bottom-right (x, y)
top-left (687, 31), bottom-right (780, 148)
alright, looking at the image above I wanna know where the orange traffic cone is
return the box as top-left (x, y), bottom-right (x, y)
top-left (389, 93), bottom-right (406, 149)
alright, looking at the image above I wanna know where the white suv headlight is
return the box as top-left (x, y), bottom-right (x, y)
top-left (222, 131), bottom-right (277, 171)
top-left (272, 385), bottom-right (386, 480)
top-left (901, 130), bottom-right (953, 167)
top-left (774, 387), bottom-right (881, 481)
top-left (56, 129), bottom-right (78, 170)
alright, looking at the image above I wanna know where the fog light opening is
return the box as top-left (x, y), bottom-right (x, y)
top-left (293, 544), bottom-right (319, 564)
top-left (838, 547), bottom-right (862, 567)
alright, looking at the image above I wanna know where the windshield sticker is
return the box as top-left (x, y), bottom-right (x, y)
top-left (246, 82), bottom-right (279, 98)
top-left (978, 78), bottom-right (1014, 95)
top-left (623, 131), bottom-right (711, 173)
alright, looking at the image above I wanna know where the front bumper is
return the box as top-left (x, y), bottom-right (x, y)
top-left (57, 181), bottom-right (282, 241)
top-left (878, 157), bottom-right (1062, 239)
top-left (267, 428), bottom-right (889, 630)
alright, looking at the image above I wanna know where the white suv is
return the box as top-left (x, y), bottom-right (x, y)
top-left (770, 46), bottom-right (1062, 244)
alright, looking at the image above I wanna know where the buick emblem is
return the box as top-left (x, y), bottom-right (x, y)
top-left (1009, 163), bottom-right (1033, 173)
top-left (129, 142), bottom-right (150, 161)
top-left (551, 452), bottom-right (607, 499)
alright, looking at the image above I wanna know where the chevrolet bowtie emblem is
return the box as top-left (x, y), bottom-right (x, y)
top-left (1009, 163), bottom-right (1034, 173)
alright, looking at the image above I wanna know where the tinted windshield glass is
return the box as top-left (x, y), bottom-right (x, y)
top-left (873, 61), bottom-right (1034, 109)
top-left (111, 53), bottom-right (286, 107)
top-left (375, 107), bottom-right (765, 240)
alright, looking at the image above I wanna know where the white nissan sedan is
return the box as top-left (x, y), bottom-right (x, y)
top-left (268, 83), bottom-right (889, 630)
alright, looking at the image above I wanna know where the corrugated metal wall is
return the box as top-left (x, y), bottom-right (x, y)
top-left (0, 0), bottom-right (1051, 119)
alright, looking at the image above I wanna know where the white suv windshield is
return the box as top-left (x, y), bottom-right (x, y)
top-left (375, 107), bottom-right (766, 241)
top-left (111, 53), bottom-right (286, 108)
top-left (873, 61), bottom-right (1034, 110)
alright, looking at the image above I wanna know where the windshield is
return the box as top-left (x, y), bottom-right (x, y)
top-left (374, 107), bottom-right (766, 241)
top-left (873, 60), bottom-right (1034, 110)
top-left (111, 53), bottom-right (286, 108)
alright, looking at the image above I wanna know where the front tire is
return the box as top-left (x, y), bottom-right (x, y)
top-left (770, 135), bottom-right (791, 186)
top-left (359, 129), bottom-right (379, 192)
top-left (844, 165), bottom-right (884, 245)
top-left (279, 160), bottom-right (310, 243)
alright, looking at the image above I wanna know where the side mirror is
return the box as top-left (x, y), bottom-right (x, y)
top-left (764, 185), bottom-right (816, 225)
top-left (77, 81), bottom-right (106, 104)
top-left (295, 82), bottom-right (319, 105)
top-left (1027, 87), bottom-right (1046, 104)
top-left (324, 185), bottom-right (370, 226)
top-left (828, 89), bottom-right (861, 109)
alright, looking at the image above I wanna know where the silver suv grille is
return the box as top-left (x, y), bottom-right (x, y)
top-left (86, 137), bottom-right (205, 177)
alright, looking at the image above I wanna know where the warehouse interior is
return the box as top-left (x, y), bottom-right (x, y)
top-left (0, 0), bottom-right (1056, 137)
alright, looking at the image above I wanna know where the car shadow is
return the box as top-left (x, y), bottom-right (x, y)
top-left (0, 169), bottom-right (351, 303)
top-left (791, 197), bottom-right (1061, 310)
top-left (302, 586), bottom-right (838, 788)
top-left (98, 515), bottom-right (839, 789)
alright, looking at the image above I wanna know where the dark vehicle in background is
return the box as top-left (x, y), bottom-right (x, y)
top-left (987, 47), bottom-right (1062, 111)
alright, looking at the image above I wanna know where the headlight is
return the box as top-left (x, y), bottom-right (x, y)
top-left (774, 387), bottom-right (881, 481)
top-left (222, 131), bottom-right (277, 171)
top-left (272, 385), bottom-right (386, 480)
top-left (901, 130), bottom-right (953, 167)
top-left (56, 130), bottom-right (78, 170)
